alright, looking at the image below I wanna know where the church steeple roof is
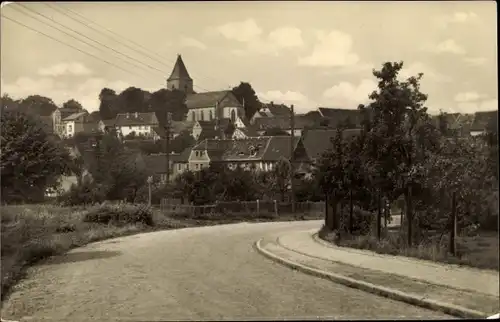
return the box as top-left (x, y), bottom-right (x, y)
top-left (167, 54), bottom-right (192, 81)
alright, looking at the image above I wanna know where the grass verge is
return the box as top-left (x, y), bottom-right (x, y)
top-left (318, 225), bottom-right (499, 271)
top-left (1, 204), bottom-right (322, 303)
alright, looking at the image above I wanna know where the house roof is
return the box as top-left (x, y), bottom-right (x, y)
top-left (317, 107), bottom-right (363, 127)
top-left (261, 136), bottom-right (300, 161)
top-left (167, 55), bottom-right (192, 81)
top-left (59, 107), bottom-right (83, 119)
top-left (143, 154), bottom-right (172, 174)
top-left (63, 111), bottom-right (88, 122)
top-left (185, 90), bottom-right (239, 109)
top-left (100, 119), bottom-right (116, 127)
top-left (252, 115), bottom-right (314, 130)
top-left (261, 103), bottom-right (291, 116)
top-left (471, 110), bottom-right (497, 131)
top-left (176, 148), bottom-right (192, 162)
top-left (234, 127), bottom-right (259, 137)
top-left (191, 135), bottom-right (304, 163)
top-left (115, 112), bottom-right (158, 126)
top-left (301, 128), bottom-right (362, 160)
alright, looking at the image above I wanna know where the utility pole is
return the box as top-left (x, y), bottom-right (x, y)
top-left (164, 112), bottom-right (172, 185)
top-left (290, 104), bottom-right (296, 213)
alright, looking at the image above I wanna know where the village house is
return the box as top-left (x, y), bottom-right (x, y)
top-left (143, 148), bottom-right (192, 183)
top-left (115, 112), bottom-right (159, 138)
top-left (53, 106), bottom-right (85, 137)
top-left (250, 103), bottom-right (291, 123)
top-left (98, 119), bottom-right (116, 133)
top-left (187, 136), bottom-right (301, 172)
top-left (317, 107), bottom-right (364, 128)
top-left (191, 119), bottom-right (236, 141)
top-left (295, 128), bottom-right (362, 166)
top-left (62, 111), bottom-right (89, 138)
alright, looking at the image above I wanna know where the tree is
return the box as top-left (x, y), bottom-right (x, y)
top-left (62, 99), bottom-right (84, 112)
top-left (0, 94), bottom-right (19, 112)
top-left (0, 110), bottom-right (72, 203)
top-left (169, 130), bottom-right (195, 154)
top-left (115, 87), bottom-right (150, 114)
top-left (99, 88), bottom-right (117, 120)
top-left (232, 82), bottom-right (261, 120)
top-left (271, 158), bottom-right (292, 202)
top-left (149, 89), bottom-right (188, 125)
top-left (358, 61), bottom-right (440, 246)
top-left (17, 95), bottom-right (58, 116)
top-left (87, 111), bottom-right (101, 122)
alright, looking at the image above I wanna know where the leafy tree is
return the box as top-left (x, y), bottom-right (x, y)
top-left (173, 170), bottom-right (196, 204)
top-left (0, 94), bottom-right (19, 112)
top-left (115, 87), bottom-right (150, 114)
top-left (271, 158), bottom-right (292, 202)
top-left (17, 95), bottom-right (58, 116)
top-left (232, 82), bottom-right (261, 120)
top-left (99, 88), bottom-right (117, 120)
top-left (149, 89), bottom-right (188, 124)
top-left (87, 111), bottom-right (101, 122)
top-left (358, 61), bottom-right (441, 246)
top-left (0, 110), bottom-right (72, 203)
top-left (169, 130), bottom-right (195, 154)
top-left (62, 99), bottom-right (84, 112)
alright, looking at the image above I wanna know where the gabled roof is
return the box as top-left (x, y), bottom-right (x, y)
top-left (301, 128), bottom-right (362, 160)
top-left (63, 111), bottom-right (88, 122)
top-left (234, 127), bottom-right (259, 137)
top-left (167, 54), bottom-right (192, 81)
top-left (186, 90), bottom-right (242, 109)
top-left (261, 103), bottom-right (290, 116)
top-left (261, 136), bottom-right (300, 161)
top-left (115, 112), bottom-right (158, 126)
top-left (252, 115), bottom-right (314, 130)
top-left (176, 147), bottom-right (192, 163)
top-left (100, 119), bottom-right (116, 127)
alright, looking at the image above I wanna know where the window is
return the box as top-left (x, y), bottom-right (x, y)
top-left (196, 164), bottom-right (199, 170)
top-left (195, 151), bottom-right (199, 157)
top-left (129, 126), bottom-right (132, 129)
top-left (200, 110), bottom-right (204, 121)
top-left (178, 164), bottom-right (181, 170)
top-left (68, 124), bottom-right (73, 132)
top-left (231, 109), bottom-right (236, 122)
top-left (191, 111), bottom-right (196, 121)
top-left (209, 110), bottom-right (213, 120)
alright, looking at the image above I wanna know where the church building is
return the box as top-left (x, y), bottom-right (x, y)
top-left (166, 55), bottom-right (246, 127)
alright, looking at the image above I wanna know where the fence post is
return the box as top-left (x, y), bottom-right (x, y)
top-left (257, 199), bottom-right (260, 216)
top-left (273, 199), bottom-right (278, 217)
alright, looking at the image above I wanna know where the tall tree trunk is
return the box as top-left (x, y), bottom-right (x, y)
top-left (377, 191), bottom-right (382, 240)
top-left (406, 185), bottom-right (413, 247)
top-left (349, 189), bottom-right (354, 234)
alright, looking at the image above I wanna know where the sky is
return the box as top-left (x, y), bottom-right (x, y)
top-left (1, 1), bottom-right (497, 115)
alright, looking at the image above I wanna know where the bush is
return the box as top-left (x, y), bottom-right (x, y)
top-left (339, 206), bottom-right (374, 235)
top-left (83, 203), bottom-right (154, 226)
top-left (58, 182), bottom-right (108, 206)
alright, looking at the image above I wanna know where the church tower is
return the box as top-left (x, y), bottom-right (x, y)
top-left (167, 54), bottom-right (194, 94)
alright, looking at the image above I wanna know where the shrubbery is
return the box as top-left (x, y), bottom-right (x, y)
top-left (83, 203), bottom-right (154, 226)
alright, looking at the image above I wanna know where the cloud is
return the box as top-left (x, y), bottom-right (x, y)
top-left (454, 91), bottom-right (487, 103)
top-left (399, 62), bottom-right (451, 82)
top-left (298, 30), bottom-right (359, 67)
top-left (214, 18), bottom-right (262, 42)
top-left (437, 11), bottom-right (478, 27)
top-left (457, 99), bottom-right (498, 113)
top-left (267, 27), bottom-right (304, 48)
top-left (424, 39), bottom-right (465, 55)
top-left (258, 89), bottom-right (315, 113)
top-left (37, 62), bottom-right (93, 77)
top-left (179, 37), bottom-right (207, 50)
top-left (464, 56), bottom-right (487, 66)
top-left (211, 20), bottom-right (304, 56)
top-left (322, 79), bottom-right (377, 108)
top-left (1, 76), bottom-right (130, 112)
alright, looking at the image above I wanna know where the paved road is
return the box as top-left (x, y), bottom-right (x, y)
top-left (1, 221), bottom-right (452, 321)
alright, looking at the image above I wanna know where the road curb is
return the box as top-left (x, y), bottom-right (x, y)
top-left (254, 238), bottom-right (487, 319)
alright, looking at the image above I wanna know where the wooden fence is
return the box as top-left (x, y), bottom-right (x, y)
top-left (159, 199), bottom-right (325, 216)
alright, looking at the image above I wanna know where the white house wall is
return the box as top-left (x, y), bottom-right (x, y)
top-left (120, 125), bottom-right (154, 137)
